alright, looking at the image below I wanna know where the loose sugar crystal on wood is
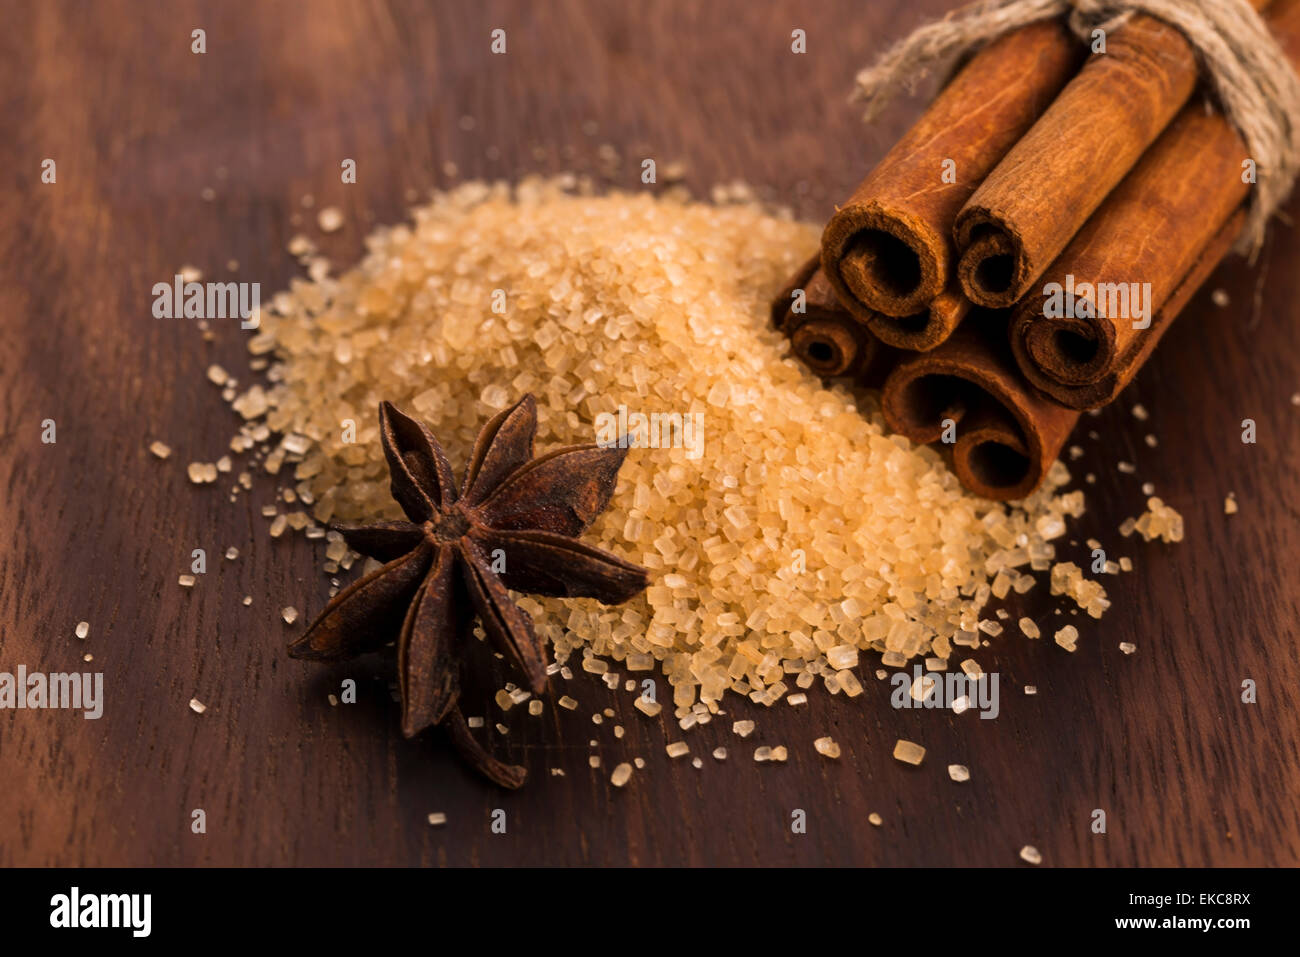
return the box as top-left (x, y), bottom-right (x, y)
top-left (893, 739), bottom-right (925, 765)
top-left (1054, 625), bottom-right (1079, 652)
top-left (814, 736), bottom-right (841, 759)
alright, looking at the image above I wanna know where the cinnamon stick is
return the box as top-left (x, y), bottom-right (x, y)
top-left (881, 311), bottom-right (1078, 501)
top-left (821, 21), bottom-right (1082, 324)
top-left (1009, 0), bottom-right (1300, 410)
top-left (954, 0), bottom-right (1271, 309)
top-left (861, 287), bottom-right (971, 352)
top-left (773, 256), bottom-right (888, 381)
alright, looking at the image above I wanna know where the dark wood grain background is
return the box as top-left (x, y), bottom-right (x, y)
top-left (2, 0), bottom-right (1298, 867)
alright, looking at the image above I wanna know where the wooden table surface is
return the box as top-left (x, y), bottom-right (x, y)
top-left (2, 0), bottom-right (1298, 868)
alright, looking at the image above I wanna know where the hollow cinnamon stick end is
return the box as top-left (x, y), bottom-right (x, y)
top-left (951, 407), bottom-right (1039, 502)
top-left (1009, 308), bottom-right (1122, 411)
top-left (866, 289), bottom-right (971, 351)
top-left (821, 203), bottom-right (945, 319)
top-left (791, 319), bottom-right (869, 378)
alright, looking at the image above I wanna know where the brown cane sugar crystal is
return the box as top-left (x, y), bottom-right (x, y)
top-left (814, 736), bottom-right (841, 759)
top-left (893, 739), bottom-right (925, 765)
top-left (231, 178), bottom-right (1097, 717)
top-left (1054, 625), bottom-right (1079, 652)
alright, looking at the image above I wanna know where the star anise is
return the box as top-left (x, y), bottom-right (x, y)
top-left (288, 395), bottom-right (649, 788)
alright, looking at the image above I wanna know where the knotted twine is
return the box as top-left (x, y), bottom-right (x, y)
top-left (852, 0), bottom-right (1300, 253)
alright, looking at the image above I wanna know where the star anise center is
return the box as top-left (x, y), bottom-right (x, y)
top-left (426, 508), bottom-right (471, 544)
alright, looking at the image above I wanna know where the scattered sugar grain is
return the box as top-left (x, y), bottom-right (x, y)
top-left (893, 739), bottom-right (925, 765)
top-left (1054, 625), bottom-right (1079, 652)
top-left (317, 206), bottom-right (344, 233)
top-left (814, 736), bottom-right (841, 759)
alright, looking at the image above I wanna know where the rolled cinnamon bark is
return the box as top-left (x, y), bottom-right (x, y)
top-left (862, 287), bottom-right (971, 352)
top-left (821, 20), bottom-right (1082, 322)
top-left (1010, 0), bottom-right (1300, 409)
top-left (773, 256), bottom-right (886, 380)
top-left (881, 311), bottom-right (1078, 501)
top-left (955, 0), bottom-right (1271, 308)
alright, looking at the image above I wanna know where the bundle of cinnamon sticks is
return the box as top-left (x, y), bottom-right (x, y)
top-left (777, 0), bottom-right (1300, 500)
